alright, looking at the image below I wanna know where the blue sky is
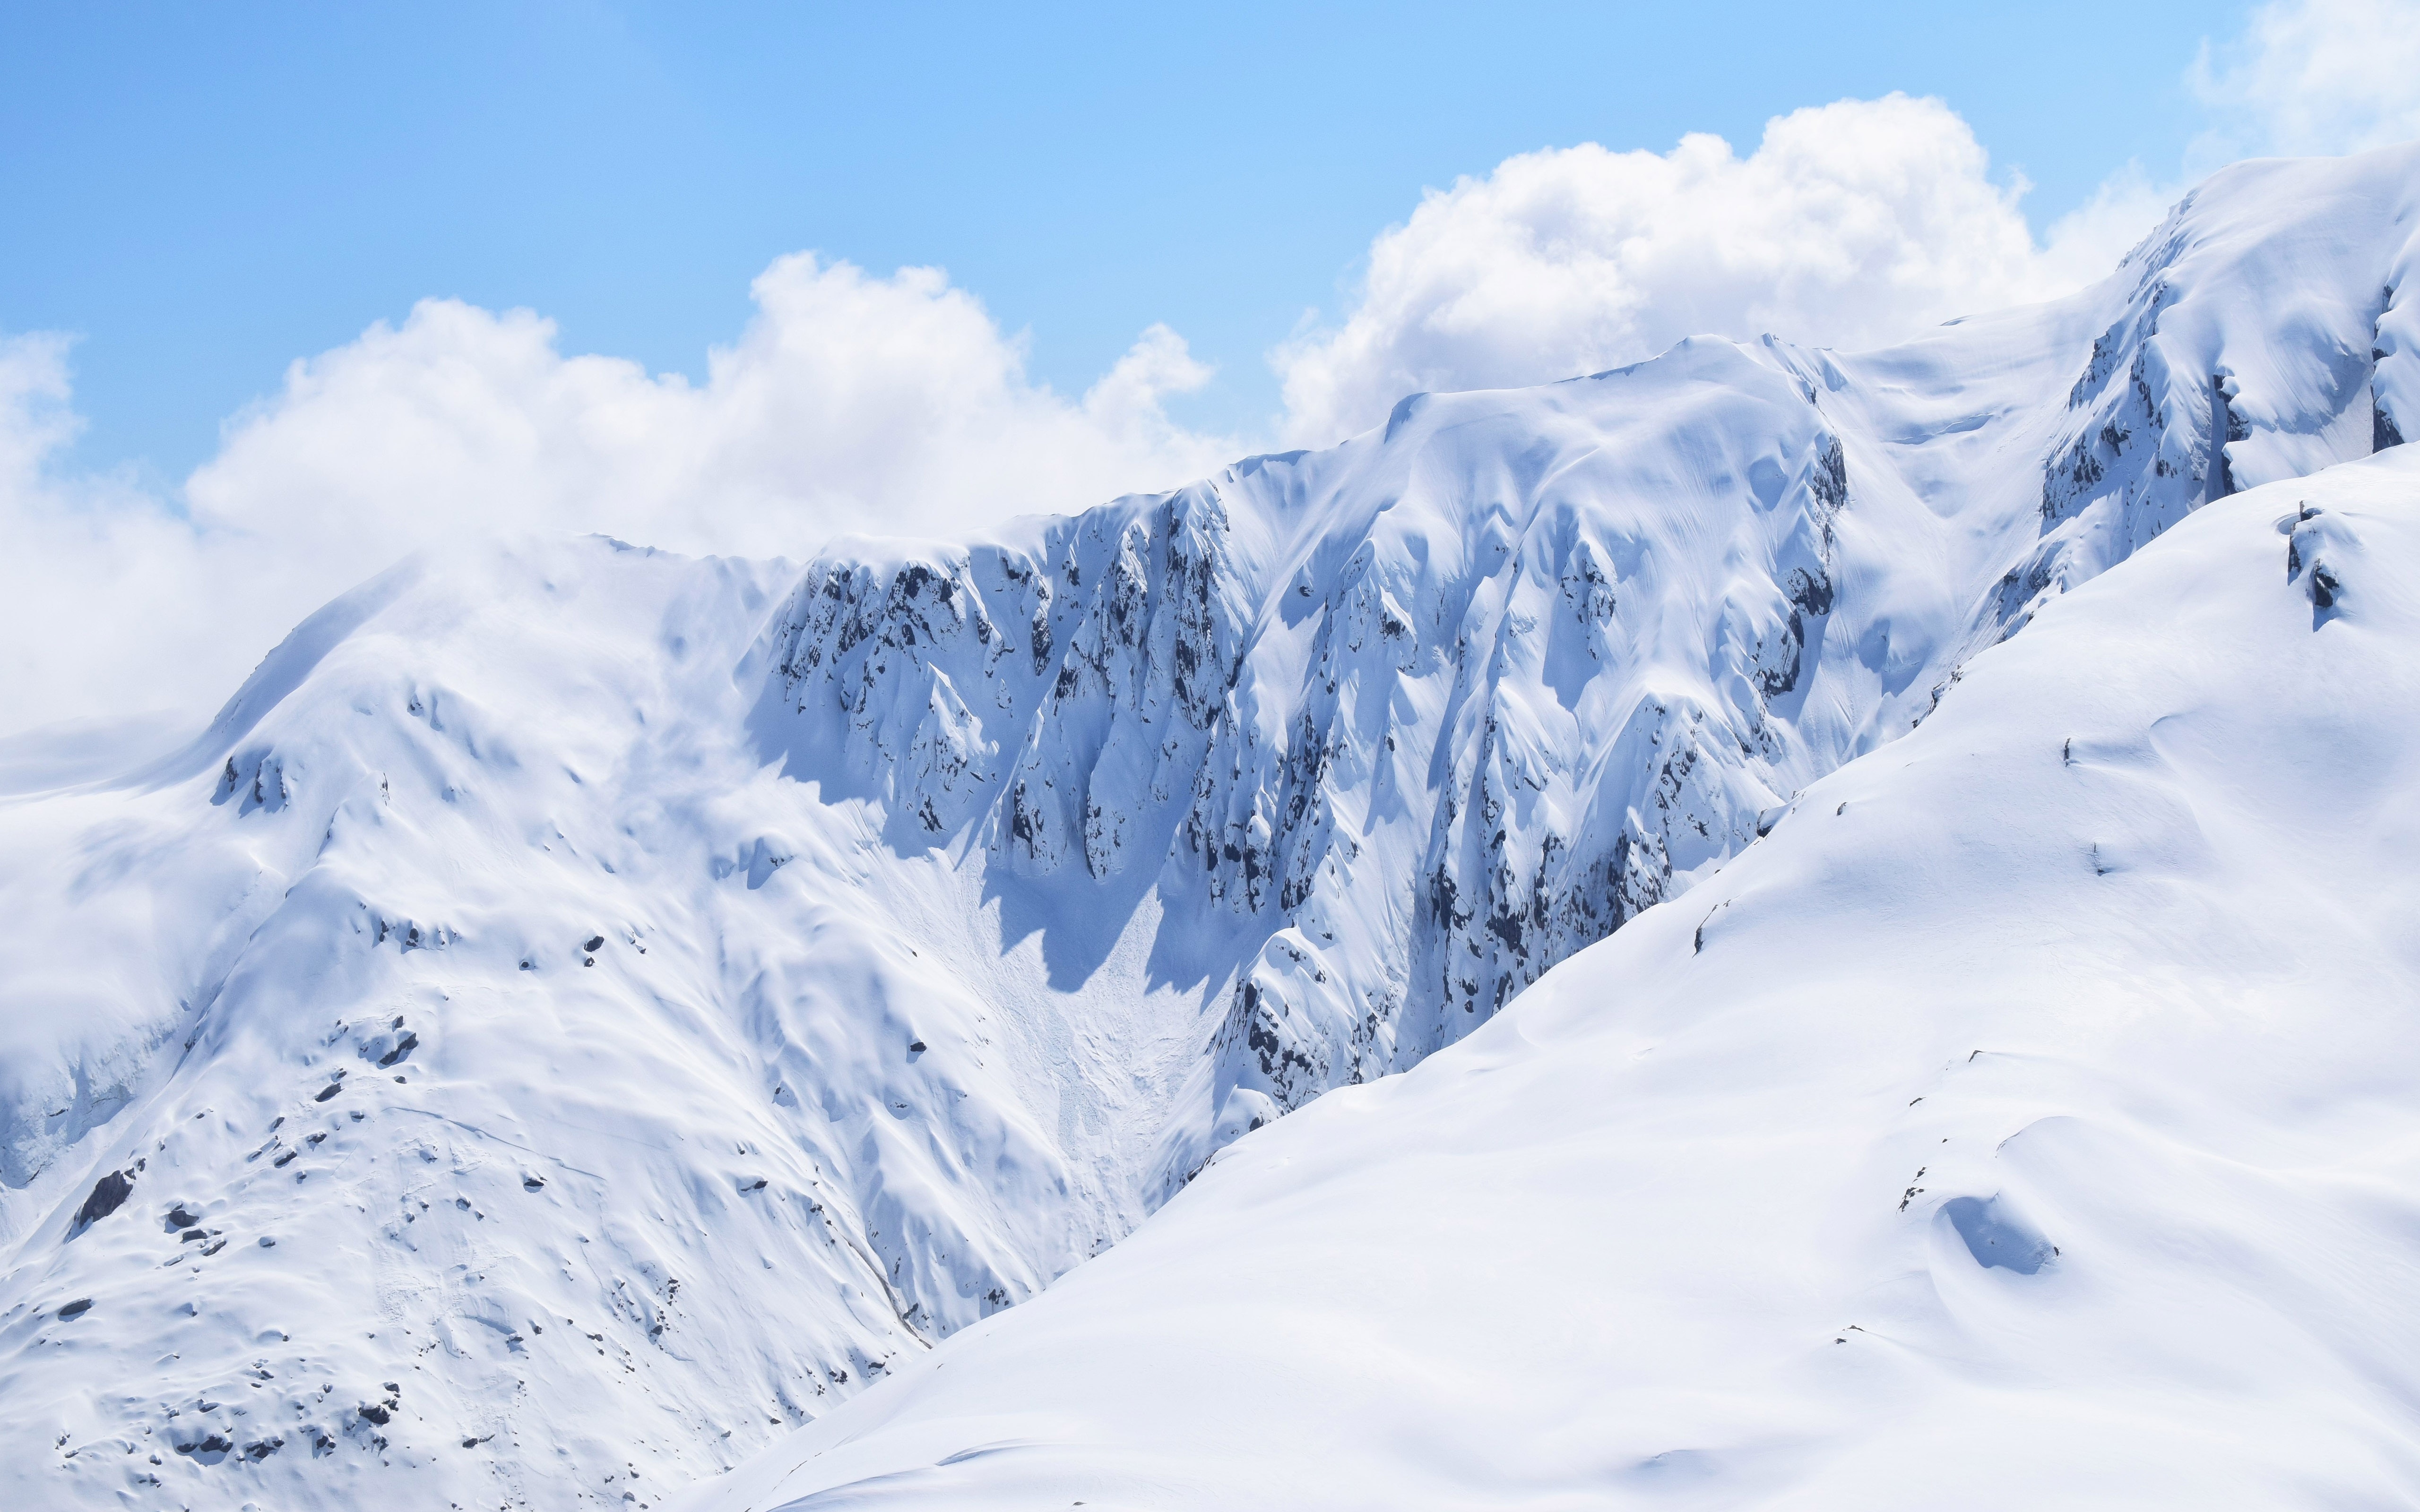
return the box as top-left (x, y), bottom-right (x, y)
top-left (3, 1), bottom-right (2242, 485)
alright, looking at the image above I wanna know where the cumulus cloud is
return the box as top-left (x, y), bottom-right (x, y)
top-left (0, 259), bottom-right (1236, 736)
top-left (2191, 0), bottom-right (2420, 163)
top-left (0, 99), bottom-right (2178, 736)
top-left (1275, 94), bottom-right (2158, 446)
top-left (190, 253), bottom-right (1236, 582)
top-left (12, 1), bottom-right (2409, 740)
top-left (0, 335), bottom-right (221, 739)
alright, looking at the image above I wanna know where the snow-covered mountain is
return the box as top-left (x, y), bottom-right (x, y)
top-left (697, 438), bottom-right (2420, 1512)
top-left (1, 145), bottom-right (2414, 1512)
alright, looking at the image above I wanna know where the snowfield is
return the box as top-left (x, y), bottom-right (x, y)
top-left (0, 145), bottom-right (2414, 1511)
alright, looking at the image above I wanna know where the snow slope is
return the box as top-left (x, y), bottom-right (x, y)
top-left (0, 543), bottom-right (1141, 1511)
top-left (0, 145), bottom-right (2414, 1511)
top-left (689, 434), bottom-right (2420, 1512)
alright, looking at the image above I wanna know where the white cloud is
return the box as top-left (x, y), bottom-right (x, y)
top-left (190, 253), bottom-right (1237, 577)
top-left (2035, 163), bottom-right (2186, 292)
top-left (0, 101), bottom-right (2178, 736)
top-left (1274, 94), bottom-right (2167, 447)
top-left (0, 259), bottom-right (1237, 736)
top-left (0, 335), bottom-right (225, 739)
top-left (16, 0), bottom-right (2405, 740)
top-left (2191, 0), bottom-right (2420, 163)
top-left (1275, 3), bottom-right (2420, 449)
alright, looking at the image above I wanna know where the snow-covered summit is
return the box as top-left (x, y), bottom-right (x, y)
top-left (1, 144), bottom-right (2416, 1512)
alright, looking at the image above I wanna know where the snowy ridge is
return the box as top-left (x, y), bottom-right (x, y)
top-left (760, 146), bottom-right (2420, 1193)
top-left (2018, 151), bottom-right (2420, 629)
top-left (0, 146), bottom-right (2415, 1512)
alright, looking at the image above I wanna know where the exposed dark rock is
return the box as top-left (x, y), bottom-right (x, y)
top-left (70, 1168), bottom-right (134, 1237)
top-left (2210, 373), bottom-right (2246, 501)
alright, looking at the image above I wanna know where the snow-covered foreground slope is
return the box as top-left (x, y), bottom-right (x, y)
top-left (692, 446), bottom-right (2420, 1512)
top-left (0, 145), bottom-right (2415, 1512)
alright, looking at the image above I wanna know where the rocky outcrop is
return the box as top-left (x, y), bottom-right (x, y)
top-left (768, 484), bottom-right (1253, 874)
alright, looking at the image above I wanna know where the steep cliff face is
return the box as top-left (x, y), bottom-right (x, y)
top-left (761, 482), bottom-right (1257, 878)
top-left (1176, 349), bottom-right (1867, 1165)
top-left (756, 344), bottom-right (1896, 1186)
top-left (5, 146), bottom-right (2420, 1512)
top-left (2018, 153), bottom-right (2417, 636)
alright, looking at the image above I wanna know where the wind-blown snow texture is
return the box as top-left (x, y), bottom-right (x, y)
top-left (1, 146), bottom-right (2415, 1511)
